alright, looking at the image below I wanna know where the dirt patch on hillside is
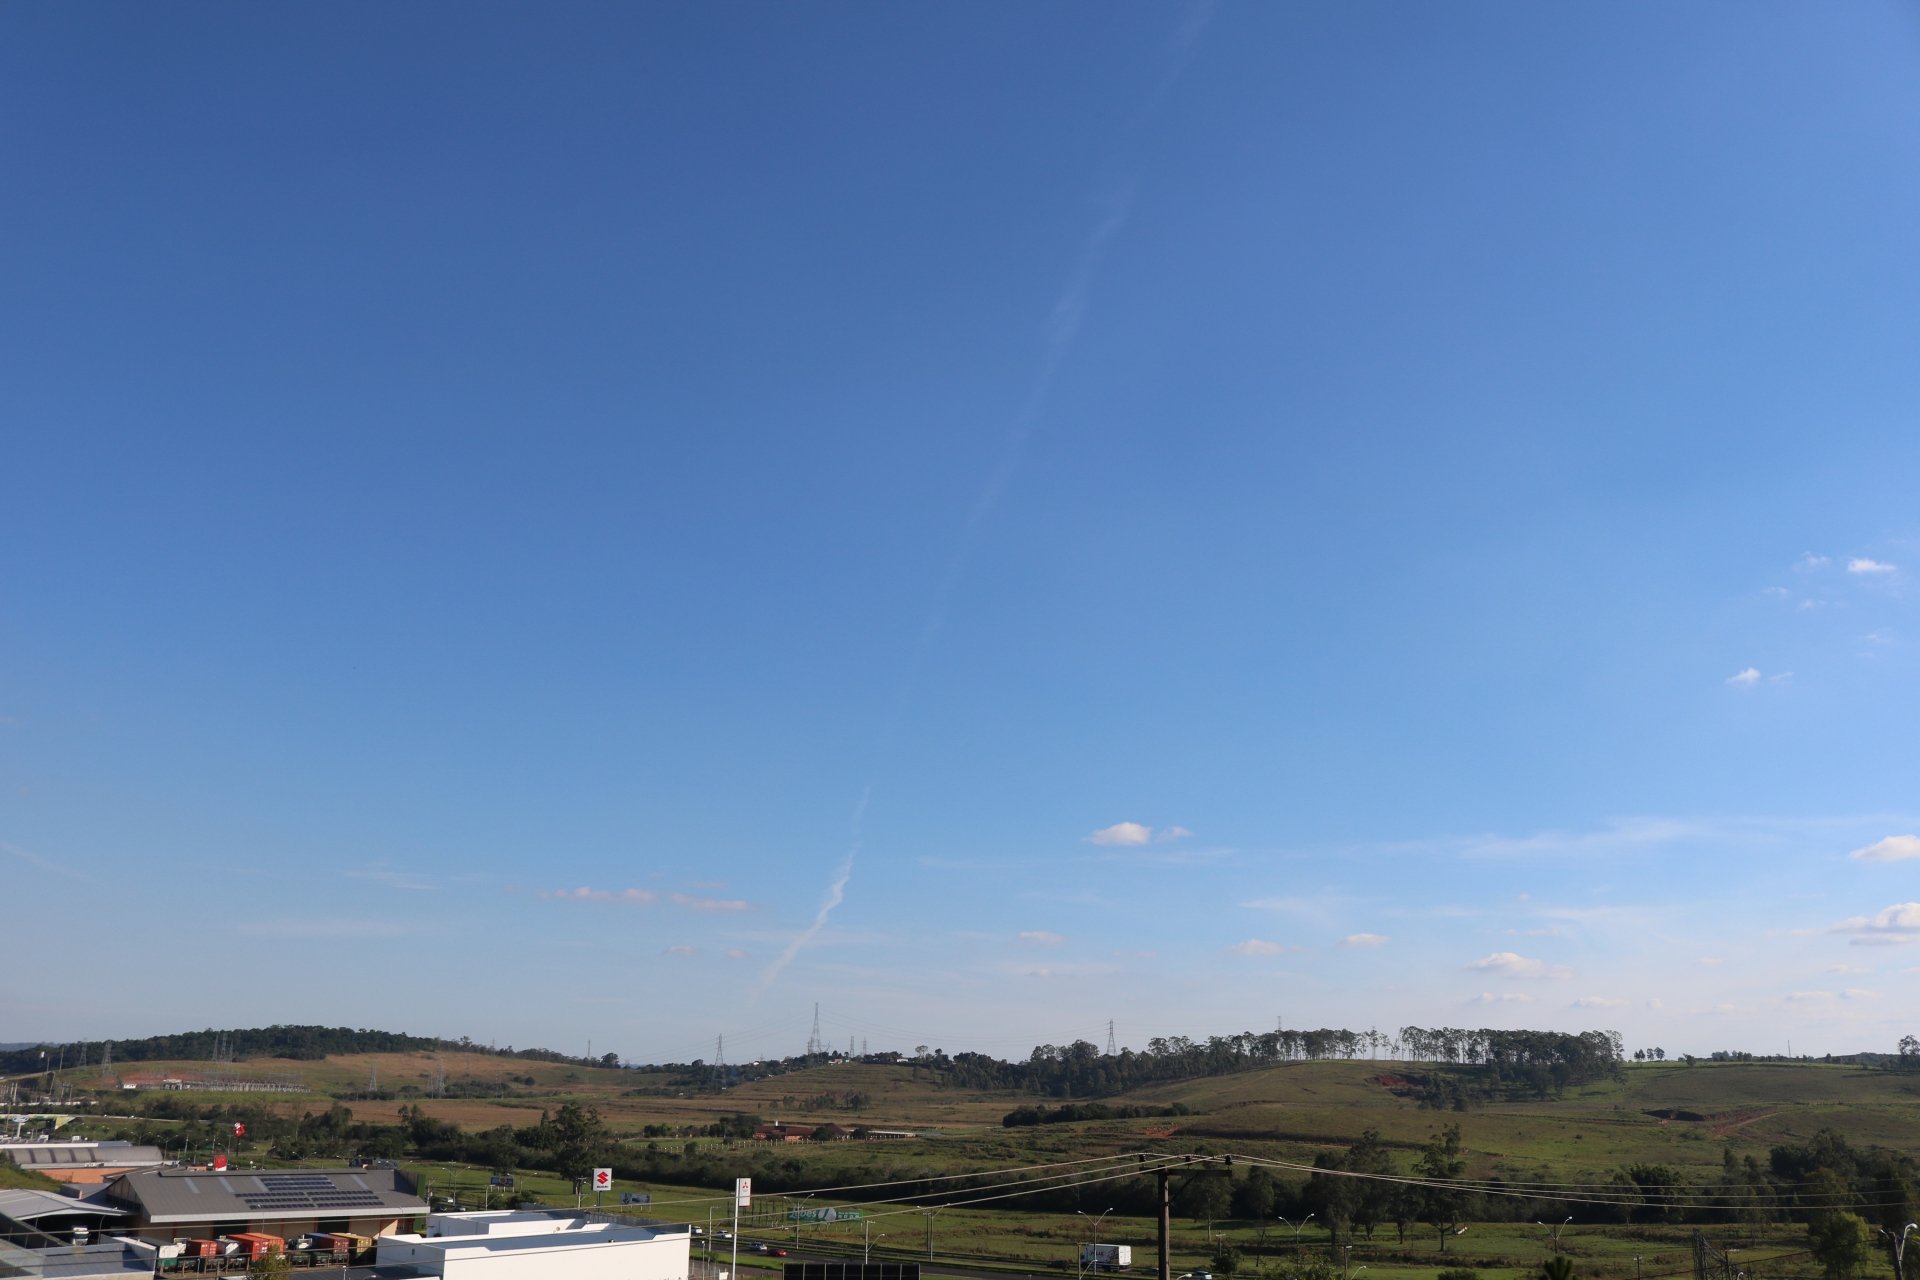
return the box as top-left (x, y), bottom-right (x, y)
top-left (1709, 1109), bottom-right (1777, 1138)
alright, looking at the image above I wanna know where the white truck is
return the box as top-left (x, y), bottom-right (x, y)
top-left (1081, 1244), bottom-right (1133, 1272)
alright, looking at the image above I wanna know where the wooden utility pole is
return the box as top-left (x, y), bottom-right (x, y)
top-left (1155, 1156), bottom-right (1233, 1280)
top-left (1157, 1167), bottom-right (1173, 1280)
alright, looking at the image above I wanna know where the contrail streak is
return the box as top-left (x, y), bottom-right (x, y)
top-left (756, 787), bottom-right (868, 995)
top-left (754, 3), bottom-right (1215, 1001)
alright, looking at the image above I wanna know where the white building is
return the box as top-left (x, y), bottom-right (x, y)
top-left (375, 1211), bottom-right (692, 1280)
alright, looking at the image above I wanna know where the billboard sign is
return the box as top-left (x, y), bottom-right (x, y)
top-left (592, 1168), bottom-right (613, 1192)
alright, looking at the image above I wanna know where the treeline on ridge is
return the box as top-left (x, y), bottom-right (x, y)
top-left (938, 1026), bottom-right (1624, 1103)
top-left (0, 1026), bottom-right (612, 1076)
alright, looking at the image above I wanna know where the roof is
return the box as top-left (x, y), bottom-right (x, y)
top-left (0, 1239), bottom-right (154, 1280)
top-left (103, 1168), bottom-right (425, 1226)
top-left (6, 1146), bottom-right (164, 1171)
top-left (0, 1189), bottom-right (130, 1225)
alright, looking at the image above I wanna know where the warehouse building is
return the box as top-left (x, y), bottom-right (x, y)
top-left (375, 1211), bottom-right (692, 1280)
top-left (1, 1143), bottom-right (165, 1186)
top-left (96, 1166), bottom-right (425, 1244)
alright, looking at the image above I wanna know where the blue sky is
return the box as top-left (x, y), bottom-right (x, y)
top-left (4, 3), bottom-right (1918, 1064)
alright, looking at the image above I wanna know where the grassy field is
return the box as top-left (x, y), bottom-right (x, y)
top-left (47, 1052), bottom-right (1917, 1280)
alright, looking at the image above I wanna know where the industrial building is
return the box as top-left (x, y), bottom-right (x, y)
top-left (94, 1166), bottom-right (425, 1244)
top-left (0, 1143), bottom-right (165, 1186)
top-left (375, 1211), bottom-right (692, 1280)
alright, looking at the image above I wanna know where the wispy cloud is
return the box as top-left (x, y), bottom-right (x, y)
top-left (236, 918), bottom-right (432, 938)
top-left (539, 886), bottom-right (658, 905)
top-left (0, 839), bottom-right (93, 883)
top-left (1019, 930), bottom-right (1066, 945)
top-left (1339, 933), bottom-right (1389, 948)
top-left (1227, 938), bottom-right (1297, 957)
top-left (1849, 835), bottom-right (1920, 863)
top-left (346, 865), bottom-right (434, 892)
top-left (1848, 558), bottom-right (1897, 575)
top-left (1832, 902), bottom-right (1920, 945)
top-left (1468, 951), bottom-right (1571, 979)
top-left (1799, 553), bottom-right (1832, 570)
top-left (1726, 667), bottom-right (1761, 688)
top-left (1469, 992), bottom-right (1534, 1005)
top-left (671, 892), bottom-right (751, 912)
top-left (1086, 821), bottom-right (1193, 846)
top-left (663, 945), bottom-right (697, 957)
top-left (725, 948), bottom-right (749, 960)
top-left (1573, 996), bottom-right (1629, 1008)
top-left (1459, 817), bottom-right (1709, 860)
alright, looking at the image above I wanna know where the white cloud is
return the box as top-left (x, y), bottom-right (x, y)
top-left (1019, 930), bottom-right (1066, 945)
top-left (662, 945), bottom-right (697, 956)
top-left (1340, 933), bottom-right (1390, 948)
top-left (1726, 667), bottom-right (1761, 688)
top-left (1762, 586), bottom-right (1791, 600)
top-left (1469, 992), bottom-right (1534, 1005)
top-left (725, 948), bottom-right (749, 960)
top-left (1848, 558), bottom-right (1897, 575)
top-left (671, 891), bottom-right (751, 912)
top-left (1864, 629), bottom-right (1895, 645)
top-left (1227, 938), bottom-right (1294, 957)
top-left (1799, 553), bottom-right (1831, 570)
top-left (1849, 835), bottom-right (1920, 863)
top-left (1769, 671), bottom-right (1794, 684)
top-left (1086, 821), bottom-right (1193, 845)
top-left (1825, 964), bottom-right (1870, 975)
top-left (1832, 902), bottom-right (1920, 944)
top-left (1573, 996), bottom-right (1629, 1008)
top-left (1468, 951), bottom-right (1570, 979)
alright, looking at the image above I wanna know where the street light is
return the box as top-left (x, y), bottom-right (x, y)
top-left (1882, 1222), bottom-right (1919, 1280)
top-left (1279, 1215), bottom-right (1315, 1247)
top-left (1080, 1208), bottom-right (1115, 1278)
top-left (1537, 1217), bottom-right (1572, 1251)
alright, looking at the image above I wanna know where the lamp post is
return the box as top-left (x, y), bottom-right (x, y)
top-left (1882, 1222), bottom-right (1919, 1280)
top-left (1279, 1215), bottom-right (1315, 1248)
top-left (1537, 1217), bottom-right (1571, 1251)
top-left (1080, 1208), bottom-right (1114, 1278)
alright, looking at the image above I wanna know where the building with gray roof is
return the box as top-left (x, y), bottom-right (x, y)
top-left (1, 1144), bottom-right (164, 1186)
top-left (98, 1167), bottom-right (425, 1243)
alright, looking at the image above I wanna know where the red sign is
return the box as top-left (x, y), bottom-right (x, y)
top-left (233, 1123), bottom-right (247, 1137)
top-left (213, 1155), bottom-right (228, 1171)
top-left (591, 1168), bottom-right (612, 1191)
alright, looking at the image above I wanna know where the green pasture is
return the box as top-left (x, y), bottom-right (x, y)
top-left (401, 1159), bottom-right (1829, 1280)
